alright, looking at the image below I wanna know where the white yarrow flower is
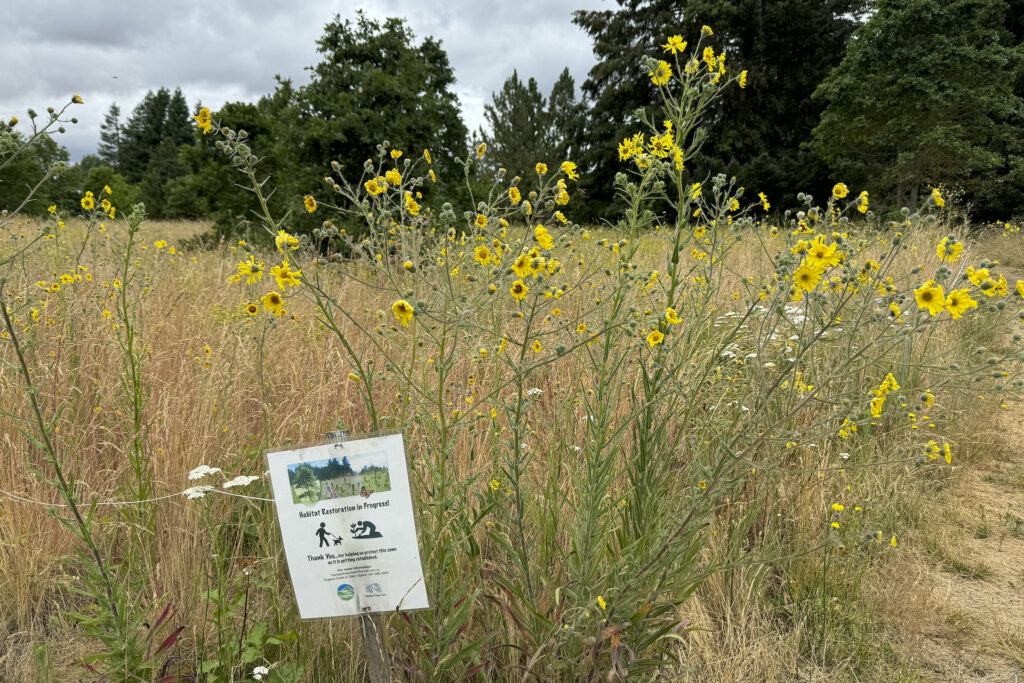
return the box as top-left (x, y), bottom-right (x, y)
top-left (223, 475), bottom-right (260, 489)
top-left (253, 666), bottom-right (270, 680)
top-left (188, 465), bottom-right (222, 480)
top-left (183, 485), bottom-right (214, 500)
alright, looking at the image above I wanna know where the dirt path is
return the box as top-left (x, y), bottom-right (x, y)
top-left (907, 270), bottom-right (1024, 681)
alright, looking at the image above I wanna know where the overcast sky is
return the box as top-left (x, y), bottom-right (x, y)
top-left (0, 0), bottom-right (609, 162)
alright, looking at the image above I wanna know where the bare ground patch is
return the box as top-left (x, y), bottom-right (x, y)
top-left (896, 271), bottom-right (1024, 682)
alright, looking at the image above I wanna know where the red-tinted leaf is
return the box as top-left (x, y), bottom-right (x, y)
top-left (155, 626), bottom-right (186, 655)
top-left (152, 602), bottom-right (173, 631)
top-left (460, 664), bottom-right (484, 680)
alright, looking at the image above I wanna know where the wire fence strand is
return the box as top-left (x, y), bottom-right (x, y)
top-left (0, 486), bottom-right (274, 507)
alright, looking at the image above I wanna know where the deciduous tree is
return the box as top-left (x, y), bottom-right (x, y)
top-left (812, 0), bottom-right (1024, 217)
top-left (171, 12), bottom-right (469, 240)
top-left (299, 12), bottom-right (467, 182)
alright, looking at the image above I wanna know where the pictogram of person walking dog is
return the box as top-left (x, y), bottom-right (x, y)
top-left (315, 519), bottom-right (383, 547)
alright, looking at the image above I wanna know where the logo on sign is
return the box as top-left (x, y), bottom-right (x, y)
top-left (337, 584), bottom-right (355, 600)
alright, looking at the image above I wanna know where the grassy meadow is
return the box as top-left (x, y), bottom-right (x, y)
top-left (2, 49), bottom-right (1024, 682)
top-left (0, 207), bottom-right (1021, 681)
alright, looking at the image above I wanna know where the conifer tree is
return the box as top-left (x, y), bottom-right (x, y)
top-left (547, 68), bottom-right (585, 166)
top-left (120, 88), bottom-right (171, 183)
top-left (164, 88), bottom-right (193, 146)
top-left (114, 87), bottom-right (197, 216)
top-left (477, 68), bottom-right (584, 181)
top-left (97, 103), bottom-right (122, 171)
top-left (478, 71), bottom-right (549, 180)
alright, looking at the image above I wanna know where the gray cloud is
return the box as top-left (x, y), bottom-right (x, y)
top-left (0, 0), bottom-right (608, 161)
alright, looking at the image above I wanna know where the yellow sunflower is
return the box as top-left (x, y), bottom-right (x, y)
top-left (943, 288), bottom-right (977, 319)
top-left (510, 280), bottom-right (529, 301)
top-left (913, 280), bottom-right (945, 316)
top-left (392, 299), bottom-right (414, 327)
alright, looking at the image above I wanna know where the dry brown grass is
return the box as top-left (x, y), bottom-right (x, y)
top-left (0, 216), bottom-right (1021, 680)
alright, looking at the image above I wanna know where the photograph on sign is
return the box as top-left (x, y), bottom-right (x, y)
top-left (286, 451), bottom-right (392, 505)
top-left (267, 432), bottom-right (429, 619)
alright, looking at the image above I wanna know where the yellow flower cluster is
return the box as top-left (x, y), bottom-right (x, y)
top-left (194, 107), bottom-right (212, 135)
top-left (869, 373), bottom-right (900, 418)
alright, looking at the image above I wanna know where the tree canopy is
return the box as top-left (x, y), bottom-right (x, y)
top-left (572, 0), bottom-right (870, 218)
top-left (812, 0), bottom-right (1024, 217)
top-left (299, 12), bottom-right (467, 180)
top-left (14, 5), bottom-right (1024, 229)
top-left (0, 124), bottom-right (71, 215)
top-left (171, 11), bottom-right (469, 240)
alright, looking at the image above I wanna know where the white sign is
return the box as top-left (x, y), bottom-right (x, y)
top-left (266, 432), bottom-right (429, 618)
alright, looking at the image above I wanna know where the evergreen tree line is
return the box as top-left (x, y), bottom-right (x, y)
top-left (286, 457), bottom-right (385, 487)
top-left (4, 1), bottom-right (1024, 230)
